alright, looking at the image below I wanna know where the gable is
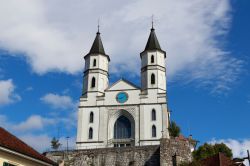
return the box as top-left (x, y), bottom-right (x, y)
top-left (106, 79), bottom-right (140, 91)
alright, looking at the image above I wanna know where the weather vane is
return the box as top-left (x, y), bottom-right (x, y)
top-left (151, 14), bottom-right (154, 29)
top-left (98, 18), bottom-right (100, 33)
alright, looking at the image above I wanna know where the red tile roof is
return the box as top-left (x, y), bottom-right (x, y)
top-left (201, 152), bottom-right (237, 166)
top-left (0, 127), bottom-right (56, 165)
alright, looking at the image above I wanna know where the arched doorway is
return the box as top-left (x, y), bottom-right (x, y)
top-left (114, 116), bottom-right (131, 139)
top-left (112, 114), bottom-right (135, 147)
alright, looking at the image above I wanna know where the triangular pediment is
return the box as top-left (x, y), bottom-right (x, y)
top-left (106, 78), bottom-right (140, 91)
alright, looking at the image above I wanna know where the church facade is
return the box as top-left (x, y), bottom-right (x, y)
top-left (76, 26), bottom-right (170, 149)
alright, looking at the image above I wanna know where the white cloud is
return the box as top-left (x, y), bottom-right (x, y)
top-left (25, 86), bottom-right (33, 92)
top-left (19, 134), bottom-right (76, 152)
top-left (40, 93), bottom-right (76, 109)
top-left (19, 134), bottom-right (52, 152)
top-left (210, 138), bottom-right (250, 165)
top-left (0, 79), bottom-right (21, 105)
top-left (0, 114), bottom-right (55, 132)
top-left (0, 0), bottom-right (243, 92)
top-left (12, 115), bottom-right (55, 132)
top-left (0, 113), bottom-right (76, 152)
top-left (0, 114), bottom-right (8, 126)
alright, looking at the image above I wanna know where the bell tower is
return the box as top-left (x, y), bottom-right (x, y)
top-left (140, 26), bottom-right (166, 94)
top-left (82, 29), bottom-right (110, 97)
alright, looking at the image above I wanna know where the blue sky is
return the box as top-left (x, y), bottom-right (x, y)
top-left (0, 0), bottom-right (249, 160)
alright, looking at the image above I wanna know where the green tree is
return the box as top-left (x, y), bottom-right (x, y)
top-left (51, 137), bottom-right (61, 150)
top-left (168, 121), bottom-right (181, 137)
top-left (192, 143), bottom-right (232, 161)
top-left (213, 143), bottom-right (233, 158)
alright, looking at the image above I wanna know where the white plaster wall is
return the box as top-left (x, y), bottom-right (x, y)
top-left (76, 142), bottom-right (105, 149)
top-left (161, 103), bottom-right (170, 138)
top-left (141, 51), bottom-right (165, 68)
top-left (86, 72), bottom-right (108, 93)
top-left (97, 74), bottom-right (108, 92)
top-left (99, 107), bottom-right (109, 145)
top-left (140, 89), bottom-right (158, 104)
top-left (140, 50), bottom-right (166, 93)
top-left (83, 53), bottom-right (109, 94)
top-left (82, 93), bottom-right (97, 106)
top-left (157, 70), bottom-right (166, 92)
top-left (88, 54), bottom-right (109, 72)
top-left (104, 90), bottom-right (140, 105)
top-left (76, 107), bottom-right (100, 142)
top-left (0, 151), bottom-right (48, 166)
top-left (98, 55), bottom-right (109, 71)
top-left (140, 104), bottom-right (163, 140)
top-left (108, 81), bottom-right (137, 91)
top-left (155, 51), bottom-right (165, 67)
top-left (76, 109), bottom-right (83, 142)
top-left (146, 70), bottom-right (157, 89)
top-left (87, 73), bottom-right (99, 91)
top-left (143, 69), bottom-right (166, 93)
top-left (147, 52), bottom-right (157, 66)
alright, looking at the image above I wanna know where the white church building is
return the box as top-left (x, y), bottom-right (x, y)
top-left (76, 25), bottom-right (170, 149)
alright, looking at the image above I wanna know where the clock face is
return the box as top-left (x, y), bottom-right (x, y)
top-left (116, 92), bottom-right (128, 103)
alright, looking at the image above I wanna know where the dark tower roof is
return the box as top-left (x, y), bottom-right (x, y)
top-left (85, 31), bottom-right (110, 61)
top-left (140, 27), bottom-right (166, 58)
top-left (144, 28), bottom-right (162, 51)
top-left (89, 32), bottom-right (106, 55)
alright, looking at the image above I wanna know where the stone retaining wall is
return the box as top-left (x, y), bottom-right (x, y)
top-left (160, 138), bottom-right (192, 166)
top-left (45, 138), bottom-right (192, 166)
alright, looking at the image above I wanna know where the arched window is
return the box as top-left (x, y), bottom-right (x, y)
top-left (152, 125), bottom-right (156, 137)
top-left (151, 55), bottom-right (154, 63)
top-left (114, 116), bottom-right (131, 139)
top-left (152, 109), bottom-right (156, 121)
top-left (91, 77), bottom-right (96, 88)
top-left (89, 112), bottom-right (94, 123)
top-left (151, 74), bottom-right (155, 84)
top-left (93, 59), bottom-right (96, 67)
top-left (89, 127), bottom-right (93, 139)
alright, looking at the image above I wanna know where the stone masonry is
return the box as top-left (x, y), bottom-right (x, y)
top-left (45, 138), bottom-right (192, 166)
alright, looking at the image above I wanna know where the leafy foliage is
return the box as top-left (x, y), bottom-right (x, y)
top-left (192, 143), bottom-right (233, 161)
top-left (168, 121), bottom-right (181, 137)
top-left (51, 137), bottom-right (61, 150)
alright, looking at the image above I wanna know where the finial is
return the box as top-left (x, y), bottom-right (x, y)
top-left (151, 14), bottom-right (154, 30)
top-left (97, 18), bottom-right (100, 34)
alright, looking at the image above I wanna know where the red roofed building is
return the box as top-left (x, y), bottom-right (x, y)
top-left (200, 152), bottom-right (245, 166)
top-left (0, 127), bottom-right (57, 166)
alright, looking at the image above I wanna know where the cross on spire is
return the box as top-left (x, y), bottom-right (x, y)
top-left (151, 15), bottom-right (154, 29)
top-left (97, 18), bottom-right (100, 33)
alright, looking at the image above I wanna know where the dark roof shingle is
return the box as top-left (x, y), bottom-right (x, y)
top-left (84, 31), bottom-right (110, 61)
top-left (89, 32), bottom-right (106, 55)
top-left (144, 28), bottom-right (162, 51)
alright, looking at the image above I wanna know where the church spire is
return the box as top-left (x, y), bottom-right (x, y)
top-left (89, 20), bottom-right (105, 55)
top-left (89, 31), bottom-right (106, 55)
top-left (85, 24), bottom-right (110, 61)
top-left (144, 26), bottom-right (162, 52)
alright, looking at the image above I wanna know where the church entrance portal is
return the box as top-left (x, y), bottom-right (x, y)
top-left (113, 115), bottom-right (134, 147)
